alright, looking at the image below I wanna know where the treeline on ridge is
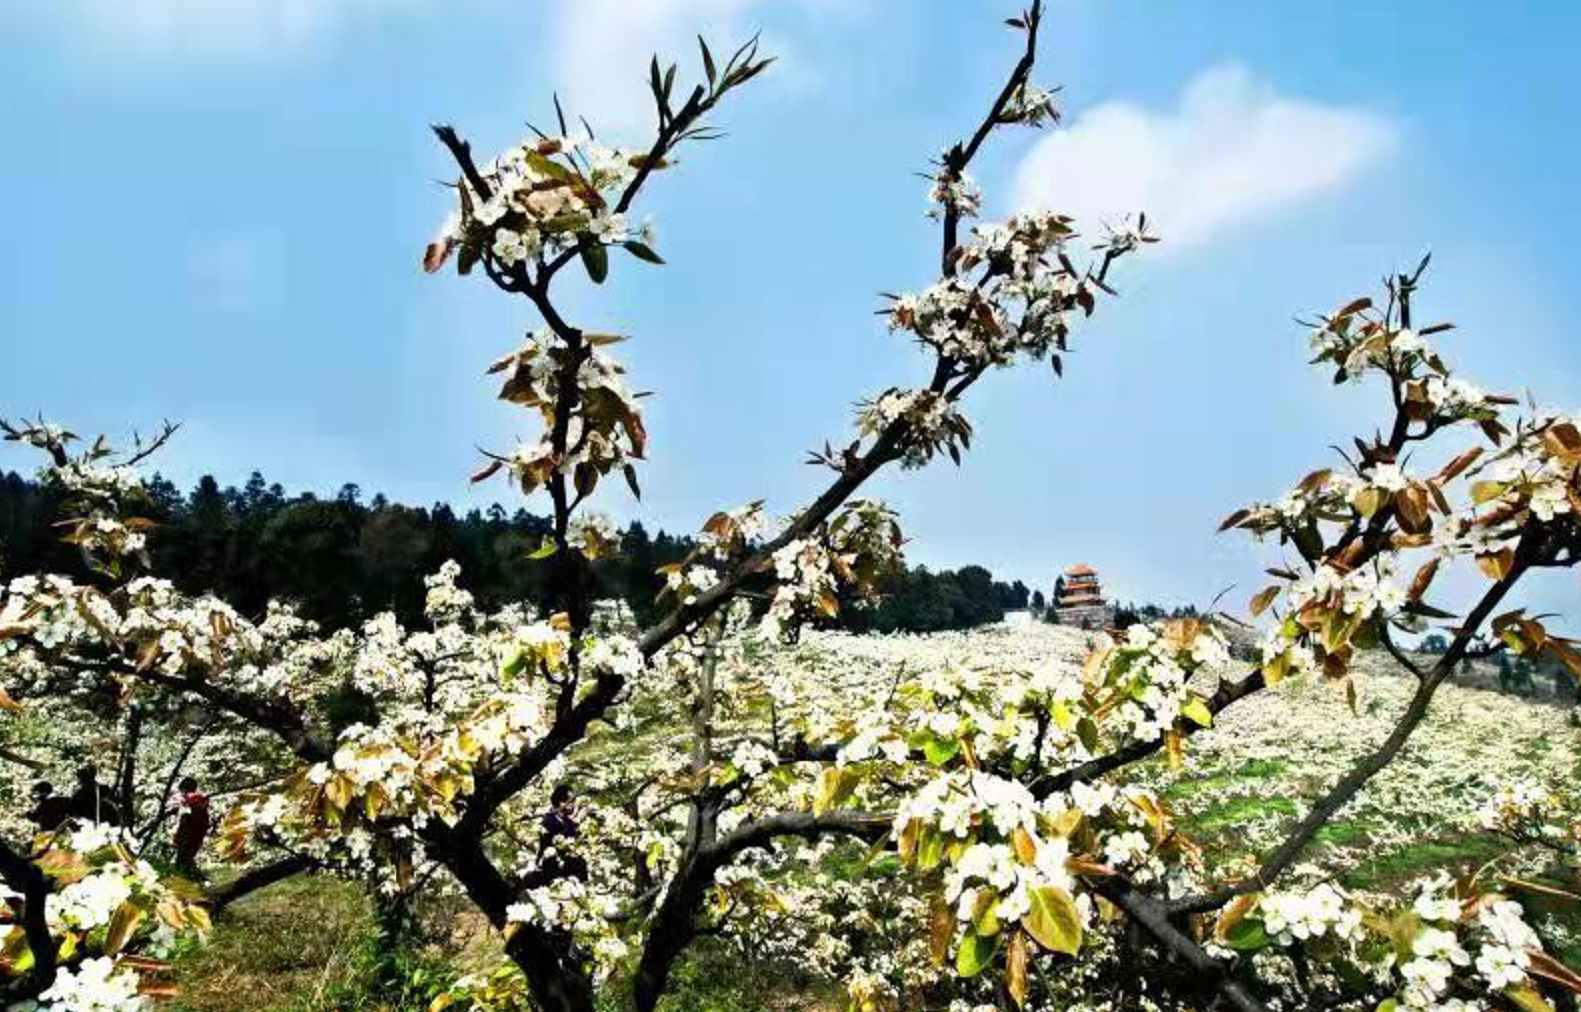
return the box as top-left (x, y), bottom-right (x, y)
top-left (0, 469), bottom-right (1029, 634)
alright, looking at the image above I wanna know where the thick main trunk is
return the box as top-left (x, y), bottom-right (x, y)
top-left (117, 708), bottom-right (143, 825)
top-left (209, 855), bottom-right (311, 913)
top-left (426, 827), bottom-right (596, 1012)
top-left (506, 934), bottom-right (596, 1012)
top-left (0, 838), bottom-right (58, 999)
top-left (632, 861), bottom-right (705, 1012)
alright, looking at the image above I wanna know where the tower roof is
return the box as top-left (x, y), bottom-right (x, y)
top-left (1064, 563), bottom-right (1096, 577)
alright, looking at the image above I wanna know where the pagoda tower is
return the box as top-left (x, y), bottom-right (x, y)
top-left (1053, 563), bottom-right (1114, 629)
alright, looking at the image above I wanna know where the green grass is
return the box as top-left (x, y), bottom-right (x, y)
top-left (1163, 759), bottom-right (1288, 801)
top-left (1338, 833), bottom-right (1508, 891)
top-left (1311, 817), bottom-right (1379, 849)
top-left (649, 942), bottom-right (840, 1012)
top-left (171, 876), bottom-right (373, 1012)
top-left (170, 872), bottom-right (838, 1012)
top-left (1185, 795), bottom-right (1298, 835)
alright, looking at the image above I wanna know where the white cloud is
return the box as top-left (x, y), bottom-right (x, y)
top-left (1012, 64), bottom-right (1397, 249)
top-left (21, 0), bottom-right (415, 56)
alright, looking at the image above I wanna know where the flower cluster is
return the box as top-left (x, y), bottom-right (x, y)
top-left (1379, 877), bottom-right (1548, 1011)
top-left (1304, 298), bottom-right (1503, 422)
top-left (423, 560), bottom-right (476, 623)
top-left (894, 770), bottom-right (1087, 956)
top-left (887, 203), bottom-right (1145, 394)
top-left (695, 502), bottom-right (770, 561)
top-left (1001, 83), bottom-right (1060, 127)
top-left (1471, 416), bottom-right (1581, 528)
top-left (762, 538), bottom-right (840, 637)
top-left (1219, 278), bottom-right (1581, 686)
top-left (756, 503), bottom-right (902, 639)
top-left (26, 956), bottom-right (145, 1012)
top-left (1086, 620), bottom-right (1229, 747)
top-left (503, 876), bottom-right (628, 976)
top-left (425, 132), bottom-right (657, 277)
top-left (928, 169), bottom-right (982, 219)
top-left (1473, 780), bottom-right (1578, 853)
top-left (0, 570), bottom-right (324, 711)
top-left (889, 244), bottom-right (1055, 365)
top-left (567, 512), bottom-right (619, 561)
top-left (1226, 871), bottom-right (1554, 1012)
top-left (1252, 882), bottom-right (1362, 945)
top-left (481, 330), bottom-right (647, 503)
top-left (662, 564), bottom-right (719, 607)
top-left (891, 767), bottom-right (1190, 982)
top-left (0, 823), bottom-right (208, 1009)
top-left (3, 421), bottom-right (156, 577)
top-left (855, 389), bottom-right (972, 469)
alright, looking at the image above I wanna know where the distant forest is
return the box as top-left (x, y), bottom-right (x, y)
top-left (0, 469), bottom-right (1031, 634)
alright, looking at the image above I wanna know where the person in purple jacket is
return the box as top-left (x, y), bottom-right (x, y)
top-left (533, 784), bottom-right (587, 884)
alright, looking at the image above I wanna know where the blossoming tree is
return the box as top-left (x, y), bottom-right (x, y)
top-left (5, 3), bottom-right (1581, 1012)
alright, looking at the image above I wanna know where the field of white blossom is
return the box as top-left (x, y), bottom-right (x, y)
top-left (132, 618), bottom-right (1577, 1012)
top-left (744, 620), bottom-right (1578, 892)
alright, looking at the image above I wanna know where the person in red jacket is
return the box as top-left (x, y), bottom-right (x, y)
top-left (172, 776), bottom-right (210, 879)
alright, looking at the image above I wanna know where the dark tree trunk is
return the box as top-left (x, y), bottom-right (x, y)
top-left (209, 855), bottom-right (311, 912)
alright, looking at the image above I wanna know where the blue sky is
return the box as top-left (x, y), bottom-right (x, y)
top-left (3, 0), bottom-right (1580, 617)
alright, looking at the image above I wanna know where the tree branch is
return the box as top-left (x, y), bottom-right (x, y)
top-left (431, 124), bottom-right (494, 203)
top-left (0, 836), bottom-right (57, 998)
top-left (134, 668), bottom-right (330, 763)
top-left (1378, 624), bottom-right (1427, 681)
top-left (633, 809), bottom-right (889, 1012)
top-left (208, 854), bottom-right (312, 913)
top-left (1096, 876), bottom-right (1266, 1012)
top-left (418, 826), bottom-right (593, 1012)
top-left (637, 6), bottom-right (1052, 664)
top-left (1169, 540), bottom-right (1535, 917)
top-left (1030, 667), bottom-right (1267, 799)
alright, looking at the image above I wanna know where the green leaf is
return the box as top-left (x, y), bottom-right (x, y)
top-left (580, 241), bottom-right (609, 284)
top-left (1471, 480), bottom-right (1507, 505)
top-left (1181, 696), bottom-right (1213, 728)
top-left (1220, 918), bottom-right (1271, 952)
top-left (917, 826), bottom-right (945, 871)
top-left (813, 766), bottom-right (859, 815)
top-left (924, 735), bottom-right (960, 766)
top-left (1023, 885), bottom-right (1082, 955)
top-left (955, 932), bottom-right (997, 978)
top-left (1076, 717), bottom-right (1099, 753)
top-left (1292, 522), bottom-right (1325, 561)
top-left (457, 241), bottom-right (479, 277)
top-left (1, 923), bottom-right (35, 973)
top-left (699, 36), bottom-right (717, 85)
top-left (524, 150), bottom-right (573, 183)
top-left (972, 894), bottom-right (1002, 937)
top-left (527, 537), bottom-right (558, 560)
top-left (103, 903), bottom-right (144, 955)
top-left (500, 648), bottom-right (528, 681)
top-left (624, 241), bottom-right (665, 265)
top-left (1044, 700), bottom-right (1074, 733)
top-left (543, 212), bottom-right (591, 234)
top-left (1505, 986), bottom-right (1556, 1012)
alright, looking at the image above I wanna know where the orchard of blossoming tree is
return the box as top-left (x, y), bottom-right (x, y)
top-left (4, 4), bottom-right (1581, 1012)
